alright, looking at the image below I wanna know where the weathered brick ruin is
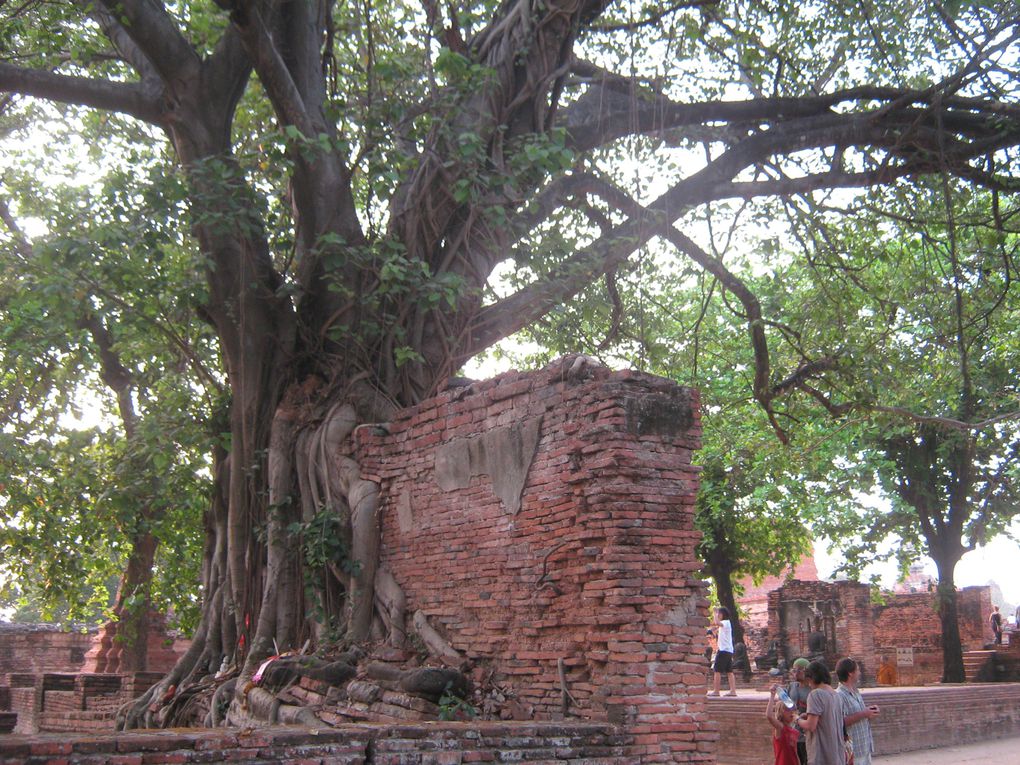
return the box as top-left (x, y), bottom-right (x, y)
top-left (766, 579), bottom-right (875, 672)
top-left (0, 619), bottom-right (187, 734)
top-left (79, 612), bottom-right (183, 674)
top-left (762, 579), bottom-right (992, 685)
top-left (0, 623), bottom-right (94, 678)
top-left (873, 587), bottom-right (992, 683)
top-left (355, 359), bottom-right (715, 760)
top-left (3, 360), bottom-right (1020, 765)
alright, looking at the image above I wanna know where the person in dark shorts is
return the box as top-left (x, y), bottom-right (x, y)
top-left (707, 606), bottom-right (737, 696)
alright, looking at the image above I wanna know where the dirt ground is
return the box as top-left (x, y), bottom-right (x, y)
top-left (877, 734), bottom-right (1019, 763)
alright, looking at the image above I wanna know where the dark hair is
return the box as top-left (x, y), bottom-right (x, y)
top-left (805, 660), bottom-right (831, 686)
top-left (716, 606), bottom-right (730, 619)
top-left (835, 657), bottom-right (857, 682)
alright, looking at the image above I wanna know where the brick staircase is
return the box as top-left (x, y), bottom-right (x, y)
top-left (962, 649), bottom-right (996, 681)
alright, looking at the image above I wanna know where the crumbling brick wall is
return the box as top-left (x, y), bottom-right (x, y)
top-left (356, 359), bottom-right (716, 763)
top-left (871, 586), bottom-right (991, 684)
top-left (0, 624), bottom-right (94, 683)
top-left (765, 580), bottom-right (993, 686)
top-left (765, 580), bottom-right (876, 676)
top-left (1, 621), bottom-right (187, 734)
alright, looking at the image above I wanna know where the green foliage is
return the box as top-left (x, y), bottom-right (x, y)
top-left (0, 127), bottom-right (215, 633)
top-left (288, 507), bottom-right (359, 629)
top-left (2, 0), bottom-right (1019, 665)
top-left (437, 683), bottom-right (477, 721)
top-left (768, 182), bottom-right (1020, 580)
top-left (288, 508), bottom-right (358, 575)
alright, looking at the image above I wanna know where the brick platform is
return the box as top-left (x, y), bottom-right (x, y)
top-left (711, 683), bottom-right (1020, 765)
top-left (0, 721), bottom-right (631, 764)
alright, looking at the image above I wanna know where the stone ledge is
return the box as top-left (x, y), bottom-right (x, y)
top-left (0, 721), bottom-right (632, 764)
top-left (711, 683), bottom-right (1020, 765)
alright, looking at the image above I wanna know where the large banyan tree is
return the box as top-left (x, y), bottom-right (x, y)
top-left (2, 0), bottom-right (1020, 721)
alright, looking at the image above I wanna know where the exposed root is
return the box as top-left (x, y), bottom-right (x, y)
top-left (374, 567), bottom-right (407, 647)
top-left (412, 610), bottom-right (463, 665)
top-left (209, 677), bottom-right (237, 727)
top-left (558, 657), bottom-right (577, 716)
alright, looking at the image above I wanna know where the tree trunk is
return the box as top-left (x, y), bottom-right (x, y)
top-left (110, 530), bottom-right (159, 672)
top-left (884, 429), bottom-right (972, 686)
top-left (932, 557), bottom-right (966, 683)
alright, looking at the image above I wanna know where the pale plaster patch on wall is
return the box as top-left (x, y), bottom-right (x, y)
top-left (434, 416), bottom-right (543, 515)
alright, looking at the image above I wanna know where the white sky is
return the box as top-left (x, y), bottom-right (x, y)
top-left (815, 534), bottom-right (1020, 609)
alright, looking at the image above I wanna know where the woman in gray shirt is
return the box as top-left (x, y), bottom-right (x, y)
top-left (796, 661), bottom-right (845, 765)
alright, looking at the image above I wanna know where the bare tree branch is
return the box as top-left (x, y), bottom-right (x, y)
top-left (869, 405), bottom-right (1020, 432)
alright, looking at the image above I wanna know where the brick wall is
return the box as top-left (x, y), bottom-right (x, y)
top-left (0, 721), bottom-right (631, 763)
top-left (2, 672), bottom-right (164, 735)
top-left (763, 581), bottom-right (992, 684)
top-left (80, 613), bottom-right (187, 674)
top-left (711, 684), bottom-right (1020, 764)
top-left (736, 556), bottom-right (820, 663)
top-left (356, 360), bottom-right (715, 763)
top-left (1, 619), bottom-right (187, 685)
top-left (2, 618), bottom-right (185, 735)
top-left (0, 625), bottom-right (94, 683)
top-left (872, 586), bottom-right (990, 685)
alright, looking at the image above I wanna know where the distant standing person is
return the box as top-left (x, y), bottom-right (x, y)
top-left (876, 654), bottom-right (897, 686)
top-left (836, 657), bottom-right (879, 765)
top-left (991, 605), bottom-right (1003, 645)
top-left (707, 606), bottom-right (737, 697)
top-left (796, 661), bottom-right (844, 765)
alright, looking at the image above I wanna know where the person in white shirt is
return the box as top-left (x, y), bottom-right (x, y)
top-left (708, 606), bottom-right (737, 697)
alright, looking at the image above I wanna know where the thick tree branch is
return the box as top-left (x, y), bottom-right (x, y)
top-left (469, 173), bottom-right (792, 436)
top-left (99, 0), bottom-right (202, 86)
top-left (77, 313), bottom-right (139, 439)
top-left (561, 74), bottom-right (1020, 156)
top-left (81, 0), bottom-right (162, 88)
top-left (220, 0), bottom-right (317, 136)
top-left (200, 22), bottom-right (252, 119)
top-left (0, 62), bottom-right (163, 124)
top-left (588, 0), bottom-right (716, 34)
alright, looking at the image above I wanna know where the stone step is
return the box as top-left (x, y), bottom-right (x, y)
top-left (962, 650), bottom-right (997, 681)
